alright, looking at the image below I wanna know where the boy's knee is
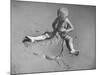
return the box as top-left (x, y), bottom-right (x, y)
top-left (64, 35), bottom-right (72, 40)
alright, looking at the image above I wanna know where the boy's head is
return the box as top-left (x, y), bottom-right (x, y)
top-left (57, 7), bottom-right (69, 19)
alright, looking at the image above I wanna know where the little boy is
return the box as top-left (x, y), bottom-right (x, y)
top-left (23, 7), bottom-right (79, 56)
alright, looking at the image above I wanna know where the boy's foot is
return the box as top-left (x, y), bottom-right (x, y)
top-left (69, 50), bottom-right (79, 56)
top-left (22, 36), bottom-right (32, 43)
top-left (22, 36), bottom-right (36, 43)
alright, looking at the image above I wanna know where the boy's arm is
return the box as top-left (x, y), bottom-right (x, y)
top-left (65, 18), bottom-right (74, 32)
top-left (52, 18), bottom-right (58, 30)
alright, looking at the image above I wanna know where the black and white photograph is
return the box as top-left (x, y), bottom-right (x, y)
top-left (11, 0), bottom-right (96, 74)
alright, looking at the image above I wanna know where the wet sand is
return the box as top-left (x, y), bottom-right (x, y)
top-left (11, 1), bottom-right (96, 74)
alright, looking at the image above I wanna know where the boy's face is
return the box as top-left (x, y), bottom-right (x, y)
top-left (57, 8), bottom-right (69, 20)
top-left (60, 13), bottom-right (67, 20)
top-left (58, 10), bottom-right (68, 20)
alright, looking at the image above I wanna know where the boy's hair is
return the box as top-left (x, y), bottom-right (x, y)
top-left (57, 7), bottom-right (69, 17)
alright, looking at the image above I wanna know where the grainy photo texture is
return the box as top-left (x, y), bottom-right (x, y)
top-left (11, 0), bottom-right (96, 74)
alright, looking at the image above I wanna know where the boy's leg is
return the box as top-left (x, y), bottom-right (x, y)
top-left (64, 35), bottom-right (79, 56)
top-left (23, 33), bottom-right (50, 43)
top-left (28, 34), bottom-right (49, 42)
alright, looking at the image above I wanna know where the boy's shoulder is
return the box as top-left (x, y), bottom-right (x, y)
top-left (64, 18), bottom-right (69, 22)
